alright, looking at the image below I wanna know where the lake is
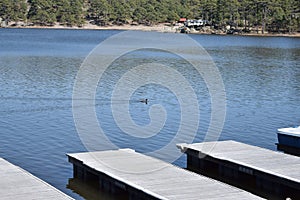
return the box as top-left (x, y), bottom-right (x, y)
top-left (0, 28), bottom-right (299, 200)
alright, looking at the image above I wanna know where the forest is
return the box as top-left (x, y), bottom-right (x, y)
top-left (0, 0), bottom-right (299, 33)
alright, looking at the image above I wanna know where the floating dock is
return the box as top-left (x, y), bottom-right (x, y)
top-left (0, 158), bottom-right (74, 200)
top-left (277, 126), bottom-right (300, 155)
top-left (177, 140), bottom-right (300, 199)
top-left (67, 149), bottom-right (263, 200)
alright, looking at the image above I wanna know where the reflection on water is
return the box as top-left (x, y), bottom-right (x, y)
top-left (0, 29), bottom-right (299, 200)
top-left (93, 49), bottom-right (209, 160)
top-left (208, 45), bottom-right (300, 150)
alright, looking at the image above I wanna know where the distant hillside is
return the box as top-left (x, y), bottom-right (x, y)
top-left (0, 0), bottom-right (299, 33)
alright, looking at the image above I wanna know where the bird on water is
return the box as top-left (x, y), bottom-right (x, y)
top-left (140, 98), bottom-right (148, 104)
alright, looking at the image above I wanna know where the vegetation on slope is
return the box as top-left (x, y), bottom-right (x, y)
top-left (0, 0), bottom-right (299, 33)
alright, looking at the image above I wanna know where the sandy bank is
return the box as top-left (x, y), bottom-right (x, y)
top-left (3, 22), bottom-right (300, 38)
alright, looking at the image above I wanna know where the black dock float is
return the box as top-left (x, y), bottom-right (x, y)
top-left (277, 143), bottom-right (300, 156)
top-left (67, 149), bottom-right (263, 200)
top-left (177, 140), bottom-right (300, 200)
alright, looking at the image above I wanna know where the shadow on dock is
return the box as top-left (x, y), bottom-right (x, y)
top-left (67, 177), bottom-right (128, 200)
top-left (186, 161), bottom-right (282, 200)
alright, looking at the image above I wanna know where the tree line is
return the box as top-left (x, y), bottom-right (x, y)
top-left (0, 0), bottom-right (299, 33)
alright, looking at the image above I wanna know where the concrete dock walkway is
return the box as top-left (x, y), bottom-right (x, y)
top-left (0, 158), bottom-right (74, 200)
top-left (177, 140), bottom-right (300, 199)
top-left (68, 149), bottom-right (263, 200)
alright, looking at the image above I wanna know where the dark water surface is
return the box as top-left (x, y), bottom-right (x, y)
top-left (0, 29), bottom-right (299, 199)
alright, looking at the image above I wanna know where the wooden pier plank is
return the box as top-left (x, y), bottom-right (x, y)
top-left (0, 158), bottom-right (74, 200)
top-left (68, 149), bottom-right (263, 200)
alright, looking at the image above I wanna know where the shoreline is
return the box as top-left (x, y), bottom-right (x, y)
top-left (2, 23), bottom-right (300, 38)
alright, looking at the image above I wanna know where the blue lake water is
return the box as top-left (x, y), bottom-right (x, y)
top-left (0, 28), bottom-right (299, 200)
